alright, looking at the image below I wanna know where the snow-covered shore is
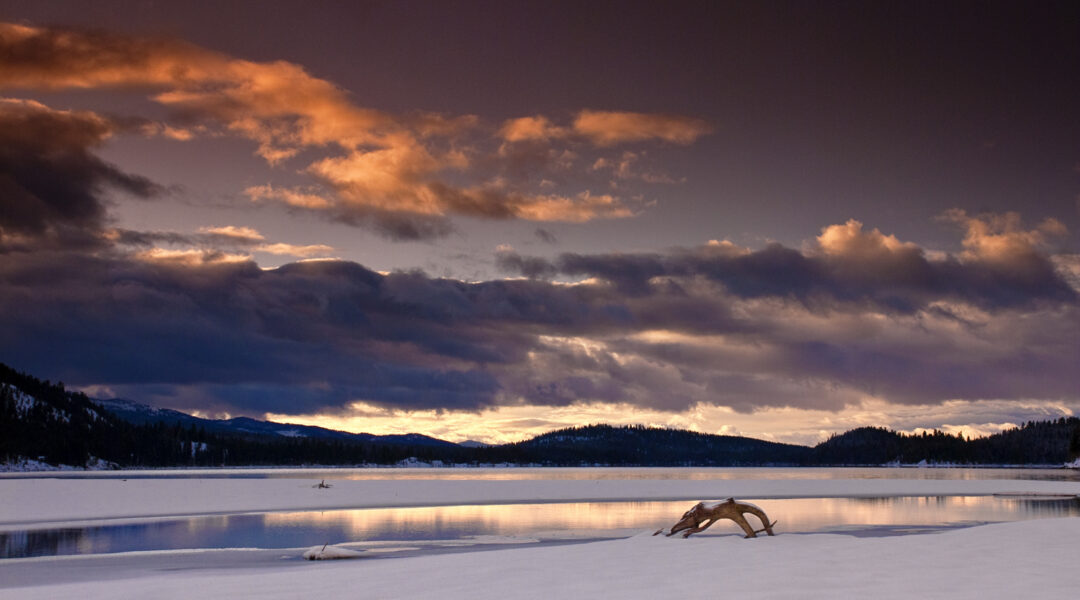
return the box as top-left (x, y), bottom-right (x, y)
top-left (2, 472), bottom-right (1079, 598)
top-left (2, 476), bottom-right (1078, 529)
top-left (5, 518), bottom-right (1079, 599)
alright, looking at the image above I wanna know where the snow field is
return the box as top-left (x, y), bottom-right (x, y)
top-left (6, 518), bottom-right (1080, 599)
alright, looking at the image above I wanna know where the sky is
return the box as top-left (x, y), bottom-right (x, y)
top-left (1, 0), bottom-right (1078, 445)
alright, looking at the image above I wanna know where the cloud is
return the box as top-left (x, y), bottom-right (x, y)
top-left (135, 247), bottom-right (252, 265)
top-left (3, 214), bottom-right (1077, 421)
top-left (244, 185), bottom-right (333, 210)
top-left (255, 243), bottom-right (335, 257)
top-left (816, 219), bottom-right (920, 258)
top-left (0, 98), bottom-right (160, 247)
top-left (109, 224), bottom-right (334, 260)
top-left (572, 110), bottom-right (712, 146)
top-left (499, 111), bottom-right (712, 147)
top-left (496, 246), bottom-right (559, 279)
top-left (198, 225), bottom-right (265, 242)
top-left (940, 208), bottom-right (1068, 264)
top-left (591, 151), bottom-right (679, 184)
top-left (501, 216), bottom-right (1076, 312)
top-left (534, 228), bottom-right (558, 244)
top-left (1, 22), bottom-right (706, 239)
top-left (498, 116), bottom-right (567, 142)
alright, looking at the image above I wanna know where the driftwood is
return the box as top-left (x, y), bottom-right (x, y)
top-left (654, 498), bottom-right (776, 538)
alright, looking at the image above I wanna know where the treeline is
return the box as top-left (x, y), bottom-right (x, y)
top-left (473, 424), bottom-right (810, 466)
top-left (3, 363), bottom-right (1079, 468)
top-left (0, 364), bottom-right (473, 467)
top-left (814, 422), bottom-right (1080, 465)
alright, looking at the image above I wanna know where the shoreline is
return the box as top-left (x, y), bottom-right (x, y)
top-left (4, 462), bottom-right (1078, 476)
top-left (3, 476), bottom-right (1079, 529)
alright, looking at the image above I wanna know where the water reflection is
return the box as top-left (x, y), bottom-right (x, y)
top-left (3, 495), bottom-right (1078, 559)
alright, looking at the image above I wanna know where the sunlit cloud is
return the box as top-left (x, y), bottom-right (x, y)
top-left (255, 242), bottom-right (335, 257)
top-left (572, 110), bottom-right (712, 146)
top-left (498, 115), bottom-right (568, 142)
top-left (0, 22), bottom-right (709, 239)
top-left (499, 111), bottom-right (713, 147)
top-left (135, 247), bottom-right (251, 265)
top-left (198, 225), bottom-right (265, 242)
top-left (939, 209), bottom-right (1068, 264)
top-left (244, 184), bottom-right (334, 210)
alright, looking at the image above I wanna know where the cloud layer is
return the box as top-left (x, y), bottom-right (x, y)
top-left (2, 19), bottom-right (1077, 441)
top-left (2, 207), bottom-right (1076, 420)
top-left (1, 22), bottom-right (708, 239)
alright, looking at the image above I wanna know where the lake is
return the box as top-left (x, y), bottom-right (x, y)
top-left (3, 467), bottom-right (1078, 559)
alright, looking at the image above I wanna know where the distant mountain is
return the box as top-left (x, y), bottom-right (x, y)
top-left (95, 397), bottom-right (458, 448)
top-left (479, 424), bottom-right (812, 466)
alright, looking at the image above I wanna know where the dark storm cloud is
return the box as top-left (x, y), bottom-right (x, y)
top-left (109, 229), bottom-right (198, 247)
top-left (2, 216), bottom-right (1078, 416)
top-left (534, 228), bottom-right (557, 244)
top-left (0, 250), bottom-right (633, 413)
top-left (499, 231), bottom-right (1077, 313)
top-left (495, 248), bottom-right (558, 280)
top-left (0, 99), bottom-right (160, 246)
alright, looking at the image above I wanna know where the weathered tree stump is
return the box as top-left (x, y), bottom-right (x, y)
top-left (654, 498), bottom-right (777, 538)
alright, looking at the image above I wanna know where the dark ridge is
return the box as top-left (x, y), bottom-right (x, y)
top-left (3, 362), bottom-right (1079, 468)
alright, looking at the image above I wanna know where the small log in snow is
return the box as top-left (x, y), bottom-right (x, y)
top-left (303, 544), bottom-right (363, 560)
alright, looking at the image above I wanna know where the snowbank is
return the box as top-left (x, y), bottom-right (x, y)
top-left (2, 477), bottom-right (1078, 528)
top-left (301, 544), bottom-right (363, 560)
top-left (6, 518), bottom-right (1079, 599)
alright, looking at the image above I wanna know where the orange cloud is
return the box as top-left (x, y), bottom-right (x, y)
top-left (0, 22), bottom-right (704, 236)
top-left (498, 116), bottom-right (568, 142)
top-left (513, 191), bottom-right (633, 222)
top-left (306, 136), bottom-right (453, 215)
top-left (255, 243), bottom-right (335, 257)
top-left (572, 110), bottom-right (712, 145)
top-left (244, 185), bottom-right (334, 210)
top-left (198, 225), bottom-right (265, 242)
top-left (135, 247), bottom-right (251, 265)
top-left (939, 209), bottom-right (1068, 264)
top-left (817, 219), bottom-right (920, 259)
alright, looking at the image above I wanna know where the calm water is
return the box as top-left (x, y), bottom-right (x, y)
top-left (4, 495), bottom-right (1078, 559)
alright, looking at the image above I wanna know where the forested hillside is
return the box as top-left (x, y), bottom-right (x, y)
top-left (3, 363), bottom-right (1079, 468)
top-left (815, 422), bottom-right (1080, 465)
top-left (0, 363), bottom-right (469, 468)
top-left (478, 424), bottom-right (812, 465)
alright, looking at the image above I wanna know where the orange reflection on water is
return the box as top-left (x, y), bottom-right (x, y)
top-left (259, 495), bottom-right (1080, 540)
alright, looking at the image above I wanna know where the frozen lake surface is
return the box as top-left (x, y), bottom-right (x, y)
top-left (4, 494), bottom-right (1080, 559)
top-left (2, 467), bottom-right (1079, 598)
top-left (3, 467), bottom-right (1078, 559)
